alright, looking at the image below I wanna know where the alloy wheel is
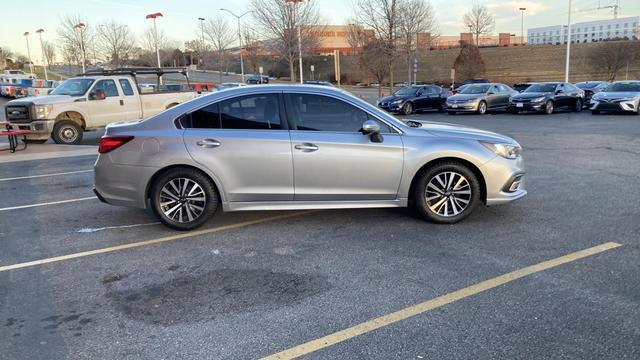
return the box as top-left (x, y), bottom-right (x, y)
top-left (425, 171), bottom-right (471, 217)
top-left (478, 101), bottom-right (487, 114)
top-left (159, 178), bottom-right (207, 223)
top-left (545, 101), bottom-right (554, 114)
top-left (403, 102), bottom-right (413, 115)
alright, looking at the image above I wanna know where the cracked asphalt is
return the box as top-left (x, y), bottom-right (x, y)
top-left (1, 108), bottom-right (639, 359)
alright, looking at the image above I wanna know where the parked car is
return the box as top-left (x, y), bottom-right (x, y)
top-left (513, 82), bottom-right (536, 93)
top-left (447, 83), bottom-right (518, 115)
top-left (378, 85), bottom-right (451, 115)
top-left (575, 81), bottom-right (609, 105)
top-left (303, 80), bottom-right (335, 87)
top-left (590, 80), bottom-right (640, 114)
top-left (246, 75), bottom-right (269, 84)
top-left (508, 82), bottom-right (585, 114)
top-left (217, 82), bottom-right (247, 91)
top-left (94, 84), bottom-right (526, 230)
top-left (454, 78), bottom-right (489, 92)
top-left (5, 68), bottom-right (197, 144)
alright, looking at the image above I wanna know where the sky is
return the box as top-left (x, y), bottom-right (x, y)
top-left (1, 0), bottom-right (639, 64)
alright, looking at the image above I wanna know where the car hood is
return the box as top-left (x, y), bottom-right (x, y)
top-left (410, 120), bottom-right (518, 144)
top-left (594, 91), bottom-right (640, 99)
top-left (448, 93), bottom-right (483, 101)
top-left (378, 94), bottom-right (412, 103)
top-left (512, 92), bottom-right (550, 100)
top-left (8, 95), bottom-right (78, 105)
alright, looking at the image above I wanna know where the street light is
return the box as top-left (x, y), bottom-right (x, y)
top-left (23, 32), bottom-right (34, 75)
top-left (198, 17), bottom-right (205, 67)
top-left (565, 0), bottom-right (572, 82)
top-left (146, 12), bottom-right (164, 84)
top-left (74, 22), bottom-right (86, 74)
top-left (519, 7), bottom-right (526, 45)
top-left (220, 8), bottom-right (251, 83)
top-left (35, 29), bottom-right (48, 80)
top-left (286, 0), bottom-right (305, 84)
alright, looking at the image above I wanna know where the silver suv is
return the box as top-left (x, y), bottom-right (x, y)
top-left (94, 85), bottom-right (526, 230)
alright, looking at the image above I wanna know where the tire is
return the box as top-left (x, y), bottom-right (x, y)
top-left (447, 111), bottom-right (456, 115)
top-left (414, 162), bottom-right (481, 224)
top-left (150, 168), bottom-right (218, 230)
top-left (477, 101), bottom-right (487, 115)
top-left (544, 100), bottom-right (554, 115)
top-left (574, 99), bottom-right (582, 112)
top-left (591, 110), bottom-right (600, 115)
top-left (402, 102), bottom-right (413, 115)
top-left (52, 120), bottom-right (83, 145)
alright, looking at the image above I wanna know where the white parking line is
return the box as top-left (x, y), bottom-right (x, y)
top-left (0, 197), bottom-right (96, 212)
top-left (0, 170), bottom-right (93, 182)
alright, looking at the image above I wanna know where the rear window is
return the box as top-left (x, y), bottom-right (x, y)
top-left (187, 94), bottom-right (282, 130)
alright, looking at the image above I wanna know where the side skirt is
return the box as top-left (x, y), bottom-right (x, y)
top-left (223, 198), bottom-right (408, 212)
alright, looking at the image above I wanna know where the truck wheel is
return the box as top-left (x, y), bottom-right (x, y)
top-left (52, 120), bottom-right (83, 145)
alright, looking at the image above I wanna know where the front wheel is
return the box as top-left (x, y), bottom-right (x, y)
top-left (414, 162), bottom-right (481, 224)
top-left (544, 100), bottom-right (554, 115)
top-left (52, 120), bottom-right (83, 145)
top-left (476, 101), bottom-right (487, 115)
top-left (574, 99), bottom-right (582, 112)
top-left (150, 168), bottom-right (218, 230)
top-left (402, 102), bottom-right (413, 115)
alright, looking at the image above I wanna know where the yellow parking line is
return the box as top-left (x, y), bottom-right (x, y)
top-left (262, 242), bottom-right (622, 360)
top-left (0, 211), bottom-right (315, 273)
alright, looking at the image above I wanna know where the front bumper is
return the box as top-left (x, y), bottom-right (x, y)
top-left (480, 155), bottom-right (527, 206)
top-left (590, 100), bottom-right (639, 113)
top-left (447, 102), bottom-right (479, 112)
top-left (9, 120), bottom-right (54, 140)
top-left (508, 101), bottom-right (545, 112)
top-left (379, 102), bottom-right (404, 112)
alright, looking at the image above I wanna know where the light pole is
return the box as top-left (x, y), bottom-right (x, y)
top-left (146, 12), bottom-right (164, 84)
top-left (35, 29), bottom-right (48, 80)
top-left (564, 0), bottom-right (572, 82)
top-left (198, 17), bottom-right (205, 67)
top-left (519, 7), bottom-right (526, 45)
top-left (23, 32), bottom-right (34, 75)
top-left (220, 9), bottom-right (251, 83)
top-left (286, 0), bottom-right (305, 84)
top-left (74, 22), bottom-right (86, 74)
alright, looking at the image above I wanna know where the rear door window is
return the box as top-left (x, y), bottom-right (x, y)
top-left (118, 79), bottom-right (135, 96)
top-left (219, 94), bottom-right (282, 130)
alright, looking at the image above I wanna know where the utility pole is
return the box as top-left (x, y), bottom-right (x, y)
top-left (198, 17), bottom-right (205, 67)
top-left (23, 32), bottom-right (34, 75)
top-left (564, 0), bottom-right (572, 83)
top-left (519, 7), bottom-right (526, 45)
top-left (146, 12), bottom-right (164, 84)
top-left (35, 29), bottom-right (48, 80)
top-left (74, 22), bottom-right (87, 74)
top-left (286, 0), bottom-right (305, 83)
top-left (220, 9), bottom-right (251, 83)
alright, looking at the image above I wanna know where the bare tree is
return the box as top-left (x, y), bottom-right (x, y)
top-left (360, 38), bottom-right (392, 97)
top-left (399, 0), bottom-right (437, 84)
top-left (96, 21), bottom-right (135, 66)
top-left (243, 28), bottom-right (262, 74)
top-left (140, 27), bottom-right (180, 66)
top-left (57, 14), bottom-right (93, 67)
top-left (0, 47), bottom-right (13, 69)
top-left (463, 2), bottom-right (494, 47)
top-left (346, 21), bottom-right (370, 55)
top-left (453, 43), bottom-right (486, 81)
top-left (250, 0), bottom-right (321, 82)
top-left (588, 40), bottom-right (640, 81)
top-left (354, 0), bottom-right (402, 92)
top-left (42, 42), bottom-right (56, 66)
top-left (203, 16), bottom-right (235, 83)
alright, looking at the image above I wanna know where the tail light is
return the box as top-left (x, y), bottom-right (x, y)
top-left (98, 136), bottom-right (134, 154)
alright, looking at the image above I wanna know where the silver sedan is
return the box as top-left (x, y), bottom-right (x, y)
top-left (94, 85), bottom-right (526, 230)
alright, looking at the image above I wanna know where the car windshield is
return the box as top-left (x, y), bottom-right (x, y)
top-left (524, 83), bottom-right (557, 93)
top-left (50, 78), bottom-right (94, 96)
top-left (576, 82), bottom-right (601, 90)
top-left (606, 82), bottom-right (640, 92)
top-left (394, 87), bottom-right (419, 96)
top-left (459, 84), bottom-right (491, 94)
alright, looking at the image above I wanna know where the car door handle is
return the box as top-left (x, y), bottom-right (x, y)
top-left (294, 143), bottom-right (318, 152)
top-left (119, 100), bottom-right (124, 106)
top-left (196, 139), bottom-right (221, 148)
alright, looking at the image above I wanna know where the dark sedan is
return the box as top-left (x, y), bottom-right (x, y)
top-left (246, 75), bottom-right (269, 84)
top-left (508, 82), bottom-right (585, 114)
top-left (378, 85), bottom-right (451, 115)
top-left (446, 83), bottom-right (518, 115)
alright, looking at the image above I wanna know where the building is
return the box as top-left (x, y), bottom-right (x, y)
top-left (528, 16), bottom-right (639, 45)
top-left (432, 34), bottom-right (525, 48)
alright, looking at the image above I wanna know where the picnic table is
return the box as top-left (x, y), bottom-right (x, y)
top-left (0, 122), bottom-right (32, 153)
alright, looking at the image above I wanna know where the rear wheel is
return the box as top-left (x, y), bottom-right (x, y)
top-left (52, 120), bottom-right (83, 145)
top-left (544, 100), bottom-right (554, 115)
top-left (574, 99), bottom-right (582, 112)
top-left (477, 101), bottom-right (487, 115)
top-left (414, 162), bottom-right (481, 224)
top-left (402, 102), bottom-right (413, 115)
top-left (150, 168), bottom-right (218, 230)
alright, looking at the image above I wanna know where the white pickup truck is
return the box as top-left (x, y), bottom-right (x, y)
top-left (5, 68), bottom-right (197, 144)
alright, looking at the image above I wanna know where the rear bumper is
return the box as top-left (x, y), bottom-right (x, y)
top-left (94, 155), bottom-right (159, 209)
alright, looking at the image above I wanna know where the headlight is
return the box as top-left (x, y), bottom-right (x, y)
top-left (391, 99), bottom-right (404, 104)
top-left (480, 141), bottom-right (522, 159)
top-left (35, 104), bottom-right (53, 119)
top-left (530, 97), bottom-right (545, 103)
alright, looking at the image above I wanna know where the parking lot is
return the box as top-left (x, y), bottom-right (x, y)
top-left (1, 101), bottom-right (640, 359)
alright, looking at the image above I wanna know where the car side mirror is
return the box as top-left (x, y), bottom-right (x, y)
top-left (361, 119), bottom-right (384, 143)
top-left (555, 90), bottom-right (563, 95)
top-left (90, 90), bottom-right (106, 100)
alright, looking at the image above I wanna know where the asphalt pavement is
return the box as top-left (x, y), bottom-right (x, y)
top-left (1, 101), bottom-right (639, 359)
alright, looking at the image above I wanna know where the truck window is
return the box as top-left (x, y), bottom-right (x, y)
top-left (118, 79), bottom-right (135, 96)
top-left (93, 80), bottom-right (120, 97)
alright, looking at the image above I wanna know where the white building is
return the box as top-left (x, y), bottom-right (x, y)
top-left (528, 16), bottom-right (639, 45)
